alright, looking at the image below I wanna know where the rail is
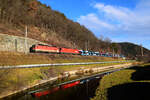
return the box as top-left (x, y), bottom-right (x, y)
top-left (0, 60), bottom-right (132, 69)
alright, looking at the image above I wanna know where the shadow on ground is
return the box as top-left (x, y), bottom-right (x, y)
top-left (107, 82), bottom-right (150, 100)
top-left (107, 64), bottom-right (150, 100)
top-left (129, 65), bottom-right (150, 81)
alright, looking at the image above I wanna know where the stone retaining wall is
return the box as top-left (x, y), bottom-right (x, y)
top-left (0, 33), bottom-right (47, 53)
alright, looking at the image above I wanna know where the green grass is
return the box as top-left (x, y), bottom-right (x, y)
top-left (92, 63), bottom-right (150, 100)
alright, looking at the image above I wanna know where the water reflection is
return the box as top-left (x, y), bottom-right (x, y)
top-left (3, 78), bottom-right (101, 100)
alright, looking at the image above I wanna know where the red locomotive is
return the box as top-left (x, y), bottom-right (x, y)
top-left (30, 44), bottom-right (80, 55)
top-left (60, 48), bottom-right (80, 54)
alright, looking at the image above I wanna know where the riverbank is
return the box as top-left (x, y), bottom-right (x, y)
top-left (0, 62), bottom-right (133, 99)
top-left (92, 63), bottom-right (149, 100)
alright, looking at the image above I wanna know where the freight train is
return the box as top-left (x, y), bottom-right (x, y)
top-left (30, 44), bottom-right (125, 58)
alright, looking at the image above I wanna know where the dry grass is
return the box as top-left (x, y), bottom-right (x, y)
top-left (0, 51), bottom-right (51, 66)
top-left (0, 51), bottom-right (123, 66)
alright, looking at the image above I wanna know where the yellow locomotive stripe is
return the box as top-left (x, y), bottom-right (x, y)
top-left (35, 49), bottom-right (59, 53)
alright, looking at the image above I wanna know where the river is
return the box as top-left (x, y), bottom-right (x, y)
top-left (3, 77), bottom-right (101, 100)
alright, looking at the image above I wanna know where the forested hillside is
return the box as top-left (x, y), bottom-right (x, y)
top-left (119, 42), bottom-right (150, 61)
top-left (0, 0), bottom-right (149, 60)
top-left (0, 0), bottom-right (101, 50)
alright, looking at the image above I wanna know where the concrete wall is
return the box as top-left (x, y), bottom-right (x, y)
top-left (0, 33), bottom-right (47, 53)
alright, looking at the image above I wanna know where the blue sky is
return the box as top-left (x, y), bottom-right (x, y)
top-left (38, 0), bottom-right (150, 50)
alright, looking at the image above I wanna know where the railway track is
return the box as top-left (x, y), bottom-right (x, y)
top-left (0, 61), bottom-right (131, 69)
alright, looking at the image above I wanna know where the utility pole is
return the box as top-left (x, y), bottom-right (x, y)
top-left (85, 40), bottom-right (88, 51)
top-left (87, 40), bottom-right (89, 51)
top-left (113, 48), bottom-right (114, 57)
top-left (140, 44), bottom-right (143, 56)
top-left (85, 42), bottom-right (87, 51)
top-left (25, 26), bottom-right (28, 54)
